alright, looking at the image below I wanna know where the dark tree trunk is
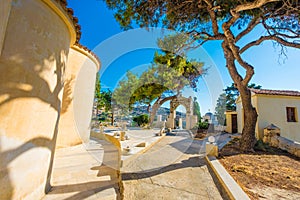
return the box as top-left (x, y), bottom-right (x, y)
top-left (222, 41), bottom-right (258, 152)
top-left (111, 112), bottom-right (114, 126)
top-left (149, 95), bottom-right (177, 125)
top-left (95, 102), bottom-right (99, 121)
top-left (238, 85), bottom-right (258, 152)
top-left (149, 104), bottom-right (161, 125)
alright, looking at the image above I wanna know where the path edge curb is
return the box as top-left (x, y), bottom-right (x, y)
top-left (205, 156), bottom-right (251, 200)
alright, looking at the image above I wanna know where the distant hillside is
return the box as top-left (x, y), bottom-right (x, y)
top-left (130, 105), bottom-right (186, 118)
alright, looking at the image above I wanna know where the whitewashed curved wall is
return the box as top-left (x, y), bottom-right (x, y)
top-left (57, 46), bottom-right (100, 148)
top-left (0, 0), bottom-right (75, 199)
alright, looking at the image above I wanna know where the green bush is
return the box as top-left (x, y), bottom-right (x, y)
top-left (133, 114), bottom-right (149, 126)
top-left (197, 121), bottom-right (209, 129)
top-left (254, 139), bottom-right (271, 152)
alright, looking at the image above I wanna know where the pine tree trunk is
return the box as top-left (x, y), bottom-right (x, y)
top-left (238, 86), bottom-right (258, 152)
top-left (149, 103), bottom-right (160, 125)
top-left (111, 112), bottom-right (114, 126)
top-left (221, 41), bottom-right (258, 152)
top-left (95, 102), bottom-right (99, 121)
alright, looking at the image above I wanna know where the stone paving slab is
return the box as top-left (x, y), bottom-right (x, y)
top-left (43, 138), bottom-right (121, 200)
top-left (43, 129), bottom-right (232, 200)
top-left (121, 130), bottom-right (224, 200)
top-left (120, 129), bottom-right (164, 161)
top-left (97, 127), bottom-right (165, 162)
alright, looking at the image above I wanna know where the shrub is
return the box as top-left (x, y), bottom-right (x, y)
top-left (254, 139), bottom-right (271, 152)
top-left (133, 114), bottom-right (149, 127)
top-left (197, 121), bottom-right (209, 129)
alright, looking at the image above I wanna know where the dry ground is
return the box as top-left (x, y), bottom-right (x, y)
top-left (218, 138), bottom-right (300, 200)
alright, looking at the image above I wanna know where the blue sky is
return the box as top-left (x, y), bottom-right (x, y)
top-left (68, 0), bottom-right (300, 114)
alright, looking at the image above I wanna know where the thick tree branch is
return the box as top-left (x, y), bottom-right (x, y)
top-left (242, 68), bottom-right (255, 86)
top-left (187, 30), bottom-right (209, 36)
top-left (226, 0), bottom-right (279, 30)
top-left (223, 19), bottom-right (255, 86)
top-left (235, 17), bottom-right (261, 42)
top-left (149, 94), bottom-right (177, 124)
top-left (233, 0), bottom-right (280, 13)
top-left (240, 35), bottom-right (300, 54)
top-left (152, 95), bottom-right (177, 110)
top-left (186, 30), bottom-right (225, 49)
top-left (262, 20), bottom-right (300, 39)
top-left (221, 41), bottom-right (243, 85)
top-left (203, 0), bottom-right (219, 35)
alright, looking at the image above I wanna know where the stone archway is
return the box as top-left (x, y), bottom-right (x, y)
top-left (166, 95), bottom-right (198, 130)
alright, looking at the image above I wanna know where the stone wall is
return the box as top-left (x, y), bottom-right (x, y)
top-left (56, 45), bottom-right (100, 148)
top-left (0, 0), bottom-right (76, 199)
top-left (263, 125), bottom-right (300, 158)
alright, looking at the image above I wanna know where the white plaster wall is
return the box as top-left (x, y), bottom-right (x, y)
top-left (256, 95), bottom-right (300, 142)
top-left (0, 0), bottom-right (74, 199)
top-left (73, 54), bottom-right (98, 144)
top-left (236, 99), bottom-right (243, 134)
top-left (0, 0), bottom-right (12, 55)
top-left (237, 94), bottom-right (300, 142)
top-left (57, 47), bottom-right (99, 148)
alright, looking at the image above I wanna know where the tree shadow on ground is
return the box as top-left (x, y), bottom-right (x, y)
top-left (122, 156), bottom-right (206, 181)
top-left (168, 137), bottom-right (206, 155)
top-left (45, 139), bottom-right (122, 200)
top-left (49, 178), bottom-right (121, 200)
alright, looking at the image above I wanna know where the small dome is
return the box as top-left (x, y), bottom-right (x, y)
top-left (205, 112), bottom-right (213, 117)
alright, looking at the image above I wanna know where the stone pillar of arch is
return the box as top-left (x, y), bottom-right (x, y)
top-left (166, 99), bottom-right (180, 128)
top-left (165, 95), bottom-right (198, 130)
top-left (178, 118), bottom-right (183, 129)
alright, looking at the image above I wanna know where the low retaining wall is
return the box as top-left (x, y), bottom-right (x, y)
top-left (264, 135), bottom-right (300, 157)
top-left (206, 156), bottom-right (250, 200)
top-left (90, 131), bottom-right (121, 169)
top-left (263, 125), bottom-right (300, 157)
top-left (90, 131), bottom-right (121, 150)
top-left (90, 131), bottom-right (123, 198)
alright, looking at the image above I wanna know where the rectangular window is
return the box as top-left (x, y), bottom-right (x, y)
top-left (286, 107), bottom-right (297, 122)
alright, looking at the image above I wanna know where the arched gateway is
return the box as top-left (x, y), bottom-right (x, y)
top-left (165, 95), bottom-right (198, 130)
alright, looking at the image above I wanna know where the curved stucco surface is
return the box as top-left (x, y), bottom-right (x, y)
top-left (73, 51), bottom-right (99, 145)
top-left (57, 46), bottom-right (99, 148)
top-left (0, 0), bottom-right (75, 199)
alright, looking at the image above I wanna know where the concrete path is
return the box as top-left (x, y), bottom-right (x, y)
top-left (43, 138), bottom-right (121, 200)
top-left (121, 130), bottom-right (224, 200)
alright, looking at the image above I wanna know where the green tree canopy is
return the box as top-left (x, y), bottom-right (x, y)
top-left (214, 93), bottom-right (227, 125)
top-left (113, 34), bottom-right (205, 123)
top-left (193, 97), bottom-right (201, 121)
top-left (94, 73), bottom-right (101, 118)
top-left (99, 90), bottom-right (112, 113)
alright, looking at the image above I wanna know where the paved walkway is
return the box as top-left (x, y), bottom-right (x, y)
top-left (121, 130), bottom-right (224, 200)
top-left (43, 138), bottom-right (121, 200)
top-left (43, 129), bottom-right (231, 200)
